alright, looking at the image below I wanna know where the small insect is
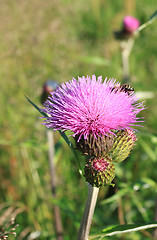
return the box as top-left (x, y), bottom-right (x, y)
top-left (111, 84), bottom-right (134, 95)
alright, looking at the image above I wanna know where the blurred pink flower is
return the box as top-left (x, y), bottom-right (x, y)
top-left (123, 16), bottom-right (140, 33)
top-left (42, 75), bottom-right (144, 140)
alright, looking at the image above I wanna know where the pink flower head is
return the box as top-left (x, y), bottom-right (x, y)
top-left (92, 157), bottom-right (110, 172)
top-left (123, 16), bottom-right (140, 33)
top-left (42, 75), bottom-right (144, 140)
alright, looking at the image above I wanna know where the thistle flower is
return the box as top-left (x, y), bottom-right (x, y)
top-left (123, 16), bottom-right (140, 33)
top-left (42, 75), bottom-right (144, 187)
top-left (42, 75), bottom-right (144, 141)
top-left (114, 16), bottom-right (140, 40)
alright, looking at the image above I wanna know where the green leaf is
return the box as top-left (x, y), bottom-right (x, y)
top-left (101, 188), bottom-right (131, 205)
top-left (136, 10), bottom-right (157, 33)
top-left (25, 96), bottom-right (83, 176)
top-left (149, 10), bottom-right (157, 21)
top-left (25, 95), bottom-right (48, 117)
top-left (130, 192), bottom-right (149, 222)
top-left (139, 138), bottom-right (156, 162)
top-left (59, 131), bottom-right (83, 176)
top-left (79, 55), bottom-right (110, 66)
top-left (90, 222), bottom-right (157, 239)
top-left (142, 177), bottom-right (157, 190)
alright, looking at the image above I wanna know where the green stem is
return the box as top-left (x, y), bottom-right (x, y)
top-left (121, 38), bottom-right (134, 83)
top-left (77, 184), bottom-right (99, 240)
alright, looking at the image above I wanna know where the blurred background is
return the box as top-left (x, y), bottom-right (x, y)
top-left (0, 0), bottom-right (157, 239)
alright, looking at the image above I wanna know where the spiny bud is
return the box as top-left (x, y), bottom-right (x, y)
top-left (84, 157), bottom-right (115, 188)
top-left (110, 129), bottom-right (136, 162)
top-left (75, 133), bottom-right (115, 157)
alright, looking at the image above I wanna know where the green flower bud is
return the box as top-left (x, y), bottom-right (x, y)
top-left (110, 129), bottom-right (136, 162)
top-left (84, 157), bottom-right (115, 188)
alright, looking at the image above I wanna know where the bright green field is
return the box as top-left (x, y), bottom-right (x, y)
top-left (0, 0), bottom-right (157, 239)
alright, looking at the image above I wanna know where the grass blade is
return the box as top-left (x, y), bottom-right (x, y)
top-left (90, 222), bottom-right (157, 239)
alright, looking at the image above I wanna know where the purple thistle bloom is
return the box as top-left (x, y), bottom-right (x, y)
top-left (42, 75), bottom-right (144, 140)
top-left (123, 16), bottom-right (140, 33)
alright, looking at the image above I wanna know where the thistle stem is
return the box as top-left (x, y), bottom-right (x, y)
top-left (47, 129), bottom-right (63, 240)
top-left (121, 38), bottom-right (134, 83)
top-left (77, 184), bottom-right (99, 240)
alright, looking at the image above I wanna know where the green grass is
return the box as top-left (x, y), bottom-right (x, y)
top-left (0, 0), bottom-right (157, 239)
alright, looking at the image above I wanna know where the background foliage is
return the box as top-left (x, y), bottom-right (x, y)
top-left (0, 0), bottom-right (157, 239)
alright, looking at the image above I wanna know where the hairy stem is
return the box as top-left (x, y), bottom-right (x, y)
top-left (77, 184), bottom-right (99, 240)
